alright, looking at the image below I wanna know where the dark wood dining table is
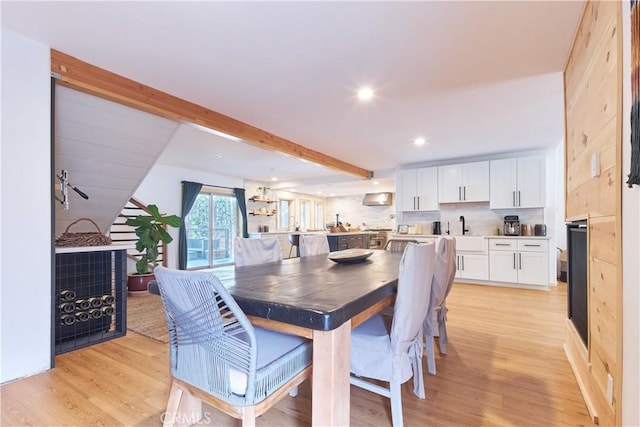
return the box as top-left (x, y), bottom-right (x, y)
top-left (211, 249), bottom-right (404, 426)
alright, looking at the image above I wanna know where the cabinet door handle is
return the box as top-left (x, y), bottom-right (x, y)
top-left (513, 253), bottom-right (516, 269)
top-left (416, 196), bottom-right (420, 210)
top-left (518, 190), bottom-right (521, 207)
top-left (524, 244), bottom-right (541, 247)
top-left (458, 186), bottom-right (462, 201)
top-left (495, 243), bottom-right (510, 246)
top-left (463, 186), bottom-right (466, 201)
top-left (512, 191), bottom-right (516, 207)
top-left (462, 255), bottom-right (465, 271)
top-left (519, 253), bottom-right (522, 270)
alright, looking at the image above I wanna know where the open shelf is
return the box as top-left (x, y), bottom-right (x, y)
top-left (249, 196), bottom-right (278, 203)
top-left (249, 210), bottom-right (277, 216)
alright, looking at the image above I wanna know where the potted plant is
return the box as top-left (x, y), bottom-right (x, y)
top-left (125, 204), bottom-right (181, 295)
top-left (257, 186), bottom-right (270, 200)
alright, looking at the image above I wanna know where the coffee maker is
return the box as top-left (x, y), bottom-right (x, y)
top-left (503, 215), bottom-right (520, 236)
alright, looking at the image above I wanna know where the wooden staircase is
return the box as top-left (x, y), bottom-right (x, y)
top-left (110, 198), bottom-right (167, 269)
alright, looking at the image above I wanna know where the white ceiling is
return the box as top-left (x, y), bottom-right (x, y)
top-left (2, 1), bottom-right (583, 196)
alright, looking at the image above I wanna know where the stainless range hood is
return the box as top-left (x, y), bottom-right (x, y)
top-left (362, 192), bottom-right (393, 206)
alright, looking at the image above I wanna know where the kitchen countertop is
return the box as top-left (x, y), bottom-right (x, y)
top-left (55, 243), bottom-right (134, 253)
top-left (249, 231), bottom-right (327, 236)
top-left (389, 233), bottom-right (551, 240)
top-left (325, 231), bottom-right (373, 236)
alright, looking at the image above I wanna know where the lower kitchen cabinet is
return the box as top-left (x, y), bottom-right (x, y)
top-left (455, 253), bottom-right (489, 280)
top-left (488, 238), bottom-right (549, 287)
top-left (327, 234), bottom-right (367, 251)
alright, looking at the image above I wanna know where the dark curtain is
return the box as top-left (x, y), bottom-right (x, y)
top-left (234, 188), bottom-right (249, 238)
top-left (178, 181), bottom-right (203, 270)
top-left (628, 0), bottom-right (640, 187)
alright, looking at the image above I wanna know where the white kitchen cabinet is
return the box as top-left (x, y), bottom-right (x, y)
top-left (396, 167), bottom-right (438, 211)
top-left (454, 235), bottom-right (489, 280)
top-left (438, 161), bottom-right (489, 203)
top-left (456, 253), bottom-right (489, 280)
top-left (488, 238), bottom-right (549, 287)
top-left (490, 156), bottom-right (545, 209)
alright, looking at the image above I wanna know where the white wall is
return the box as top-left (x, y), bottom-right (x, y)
top-left (621, 3), bottom-right (640, 425)
top-left (326, 195), bottom-right (396, 230)
top-left (132, 163), bottom-right (243, 269)
top-left (0, 30), bottom-right (52, 383)
top-left (543, 146), bottom-right (558, 283)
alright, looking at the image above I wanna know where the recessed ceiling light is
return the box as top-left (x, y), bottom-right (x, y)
top-left (212, 154), bottom-right (223, 159)
top-left (373, 181), bottom-right (379, 185)
top-left (414, 137), bottom-right (427, 146)
top-left (330, 193), bottom-right (335, 197)
top-left (317, 191), bottom-right (323, 194)
top-left (357, 87), bottom-right (374, 101)
top-left (271, 177), bottom-right (278, 181)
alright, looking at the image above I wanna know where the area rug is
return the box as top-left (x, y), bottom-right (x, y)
top-left (127, 293), bottom-right (169, 343)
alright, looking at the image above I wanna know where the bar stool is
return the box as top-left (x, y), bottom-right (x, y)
top-left (288, 234), bottom-right (300, 258)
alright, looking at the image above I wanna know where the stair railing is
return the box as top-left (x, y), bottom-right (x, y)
top-left (109, 198), bottom-right (168, 269)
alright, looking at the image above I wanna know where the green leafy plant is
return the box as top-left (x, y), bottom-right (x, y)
top-left (257, 186), bottom-right (270, 197)
top-left (125, 204), bottom-right (181, 274)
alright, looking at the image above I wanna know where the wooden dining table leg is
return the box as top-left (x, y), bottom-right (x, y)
top-left (311, 320), bottom-right (351, 426)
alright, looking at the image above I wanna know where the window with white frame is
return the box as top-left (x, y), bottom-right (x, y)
top-left (299, 199), bottom-right (311, 230)
top-left (277, 199), bottom-right (292, 230)
top-left (314, 200), bottom-right (325, 229)
top-left (184, 188), bottom-right (238, 269)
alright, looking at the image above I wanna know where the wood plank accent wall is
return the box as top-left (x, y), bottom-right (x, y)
top-left (50, 50), bottom-right (370, 180)
top-left (564, 1), bottom-right (623, 426)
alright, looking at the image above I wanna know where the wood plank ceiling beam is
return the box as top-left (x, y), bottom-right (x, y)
top-left (50, 49), bottom-right (371, 180)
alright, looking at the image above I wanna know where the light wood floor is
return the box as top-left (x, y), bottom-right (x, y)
top-left (1, 282), bottom-right (593, 426)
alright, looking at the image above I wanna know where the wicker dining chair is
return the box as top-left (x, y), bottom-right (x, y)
top-left (154, 266), bottom-right (312, 427)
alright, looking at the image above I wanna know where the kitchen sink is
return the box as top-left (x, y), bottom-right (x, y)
top-left (453, 235), bottom-right (486, 252)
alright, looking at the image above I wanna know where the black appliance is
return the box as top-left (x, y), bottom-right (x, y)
top-left (432, 221), bottom-right (441, 235)
top-left (534, 224), bottom-right (547, 236)
top-left (567, 221), bottom-right (588, 346)
top-left (503, 215), bottom-right (520, 236)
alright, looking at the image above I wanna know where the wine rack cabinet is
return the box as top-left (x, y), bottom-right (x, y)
top-left (54, 246), bottom-right (128, 354)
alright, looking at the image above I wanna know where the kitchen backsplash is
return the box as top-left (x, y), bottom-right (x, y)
top-left (400, 202), bottom-right (544, 236)
top-left (325, 195), bottom-right (396, 229)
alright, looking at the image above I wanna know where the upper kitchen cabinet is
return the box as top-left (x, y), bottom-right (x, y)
top-left (437, 161), bottom-right (489, 203)
top-left (396, 167), bottom-right (438, 211)
top-left (490, 156), bottom-right (545, 209)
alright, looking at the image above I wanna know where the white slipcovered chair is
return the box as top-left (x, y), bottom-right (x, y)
top-left (298, 234), bottom-right (330, 257)
top-left (349, 242), bottom-right (436, 427)
top-left (153, 267), bottom-right (312, 427)
top-left (234, 237), bottom-right (282, 267)
top-left (424, 236), bottom-right (457, 375)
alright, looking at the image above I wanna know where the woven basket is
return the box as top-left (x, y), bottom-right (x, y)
top-left (56, 218), bottom-right (112, 247)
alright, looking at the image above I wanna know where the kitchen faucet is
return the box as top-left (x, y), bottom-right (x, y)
top-left (459, 216), bottom-right (469, 235)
